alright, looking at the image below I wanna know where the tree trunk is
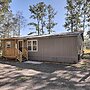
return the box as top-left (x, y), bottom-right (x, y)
top-left (71, 17), bottom-right (73, 32)
top-left (83, 14), bottom-right (85, 31)
top-left (18, 23), bottom-right (20, 36)
top-left (48, 16), bottom-right (51, 34)
top-left (37, 19), bottom-right (40, 35)
top-left (70, 10), bottom-right (73, 32)
top-left (41, 20), bottom-right (44, 34)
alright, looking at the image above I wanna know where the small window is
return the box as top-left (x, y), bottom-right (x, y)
top-left (27, 40), bottom-right (38, 52)
top-left (28, 41), bottom-right (31, 51)
top-left (6, 41), bottom-right (11, 48)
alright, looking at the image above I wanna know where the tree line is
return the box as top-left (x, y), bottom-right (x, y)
top-left (0, 0), bottom-right (26, 38)
top-left (64, 0), bottom-right (90, 33)
top-left (0, 1), bottom-right (57, 38)
top-left (28, 2), bottom-right (57, 35)
top-left (0, 0), bottom-right (90, 38)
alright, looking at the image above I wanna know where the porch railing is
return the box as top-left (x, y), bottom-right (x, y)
top-left (23, 48), bottom-right (28, 60)
top-left (1, 47), bottom-right (28, 62)
top-left (15, 48), bottom-right (22, 62)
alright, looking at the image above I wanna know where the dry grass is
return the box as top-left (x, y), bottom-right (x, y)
top-left (83, 48), bottom-right (90, 54)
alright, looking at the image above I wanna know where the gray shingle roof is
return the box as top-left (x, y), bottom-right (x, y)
top-left (24, 32), bottom-right (82, 39)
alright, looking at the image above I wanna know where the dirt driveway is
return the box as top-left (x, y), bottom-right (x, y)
top-left (0, 59), bottom-right (90, 90)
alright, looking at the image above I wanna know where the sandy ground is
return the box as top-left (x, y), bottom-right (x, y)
top-left (0, 59), bottom-right (90, 90)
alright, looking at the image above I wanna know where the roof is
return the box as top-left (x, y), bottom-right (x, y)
top-left (0, 32), bottom-right (83, 40)
top-left (24, 32), bottom-right (83, 39)
top-left (0, 38), bottom-right (16, 40)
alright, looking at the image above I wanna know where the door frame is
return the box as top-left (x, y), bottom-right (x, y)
top-left (18, 40), bottom-right (23, 52)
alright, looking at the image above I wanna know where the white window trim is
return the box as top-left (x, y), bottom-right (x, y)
top-left (27, 40), bottom-right (38, 52)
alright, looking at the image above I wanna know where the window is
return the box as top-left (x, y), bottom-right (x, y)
top-left (28, 41), bottom-right (32, 51)
top-left (27, 40), bottom-right (38, 52)
top-left (6, 41), bottom-right (11, 48)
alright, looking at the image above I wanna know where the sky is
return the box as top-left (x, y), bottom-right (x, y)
top-left (10, 0), bottom-right (67, 36)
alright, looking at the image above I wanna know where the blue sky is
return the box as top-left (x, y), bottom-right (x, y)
top-left (10, 0), bottom-right (67, 36)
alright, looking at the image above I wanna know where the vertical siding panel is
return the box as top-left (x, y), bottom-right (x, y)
top-left (28, 36), bottom-right (78, 63)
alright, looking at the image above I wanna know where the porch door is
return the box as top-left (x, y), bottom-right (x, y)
top-left (18, 40), bottom-right (23, 52)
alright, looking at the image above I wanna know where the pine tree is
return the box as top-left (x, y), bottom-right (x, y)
top-left (28, 2), bottom-right (57, 35)
top-left (29, 3), bottom-right (44, 35)
top-left (64, 0), bottom-right (90, 32)
top-left (64, 0), bottom-right (75, 32)
top-left (37, 2), bottom-right (46, 34)
top-left (46, 5), bottom-right (57, 34)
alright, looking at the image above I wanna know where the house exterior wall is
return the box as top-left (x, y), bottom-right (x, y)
top-left (27, 36), bottom-right (79, 63)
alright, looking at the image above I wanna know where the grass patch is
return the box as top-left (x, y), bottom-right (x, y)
top-left (82, 54), bottom-right (90, 59)
top-left (16, 67), bottom-right (23, 70)
top-left (18, 77), bottom-right (27, 81)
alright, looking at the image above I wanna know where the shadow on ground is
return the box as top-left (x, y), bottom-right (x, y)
top-left (0, 59), bottom-right (90, 90)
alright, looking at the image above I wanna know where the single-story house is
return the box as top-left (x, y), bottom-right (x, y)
top-left (26, 32), bottom-right (84, 63)
top-left (0, 32), bottom-right (84, 63)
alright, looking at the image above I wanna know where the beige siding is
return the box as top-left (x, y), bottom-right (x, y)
top-left (28, 36), bottom-right (78, 63)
